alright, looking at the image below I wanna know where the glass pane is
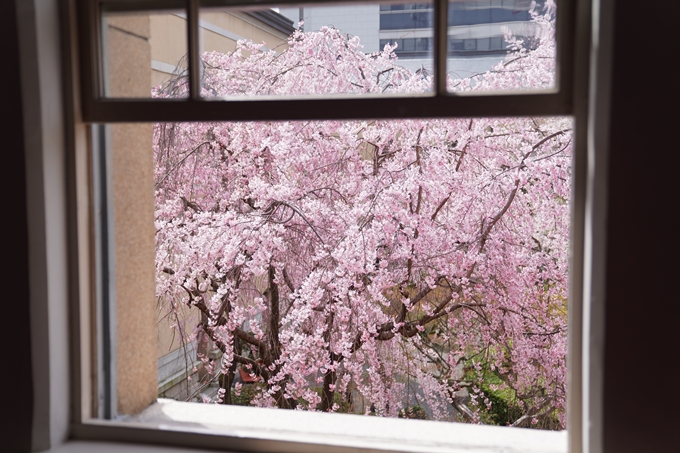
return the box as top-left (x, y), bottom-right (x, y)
top-left (102, 9), bottom-right (188, 98)
top-left (153, 115), bottom-right (571, 429)
top-left (447, 0), bottom-right (557, 91)
top-left (196, 3), bottom-right (434, 99)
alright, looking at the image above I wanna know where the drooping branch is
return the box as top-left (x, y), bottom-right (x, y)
top-left (263, 201), bottom-right (325, 244)
top-left (155, 141), bottom-right (211, 189)
top-left (521, 129), bottom-right (571, 164)
top-left (431, 193), bottom-right (452, 222)
top-left (479, 179), bottom-right (520, 252)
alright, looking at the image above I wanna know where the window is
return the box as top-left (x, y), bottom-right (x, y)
top-left (14, 0), bottom-right (680, 451)
top-left (380, 9), bottom-right (434, 29)
top-left (22, 0), bottom-right (680, 450)
top-left (71, 0), bottom-right (583, 449)
top-left (380, 37), bottom-right (434, 56)
top-left (84, 0), bottom-right (579, 442)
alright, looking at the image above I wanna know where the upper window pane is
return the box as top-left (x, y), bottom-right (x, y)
top-left (100, 1), bottom-right (559, 101)
top-left (447, 0), bottom-right (557, 90)
top-left (102, 8), bottom-right (188, 98)
top-left (195, 3), bottom-right (434, 99)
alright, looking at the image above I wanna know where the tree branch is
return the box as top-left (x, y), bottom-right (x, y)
top-left (479, 179), bottom-right (520, 252)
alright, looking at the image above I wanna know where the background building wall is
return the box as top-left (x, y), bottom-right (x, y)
top-left (150, 11), bottom-right (293, 92)
top-left (281, 5), bottom-right (381, 52)
top-left (281, 2), bottom-right (537, 75)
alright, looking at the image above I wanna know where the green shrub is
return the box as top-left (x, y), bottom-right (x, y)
top-left (230, 383), bottom-right (264, 406)
top-left (398, 405), bottom-right (428, 420)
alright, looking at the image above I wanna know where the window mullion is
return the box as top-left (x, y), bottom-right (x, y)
top-left (187, 0), bottom-right (201, 100)
top-left (556, 0), bottom-right (576, 103)
top-left (434, 0), bottom-right (448, 96)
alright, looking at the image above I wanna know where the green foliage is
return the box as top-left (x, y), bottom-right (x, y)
top-left (479, 383), bottom-right (523, 426)
top-left (307, 388), bottom-right (353, 413)
top-left (462, 363), bottom-right (522, 426)
top-left (465, 368), bottom-right (562, 429)
top-left (398, 405), bottom-right (428, 420)
top-left (230, 383), bottom-right (265, 406)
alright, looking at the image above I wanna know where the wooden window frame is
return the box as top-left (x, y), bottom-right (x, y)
top-left (67, 1), bottom-right (593, 452)
top-left (77, 0), bottom-right (578, 122)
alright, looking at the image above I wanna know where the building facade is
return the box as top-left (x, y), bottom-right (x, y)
top-left (280, 1), bottom-right (543, 75)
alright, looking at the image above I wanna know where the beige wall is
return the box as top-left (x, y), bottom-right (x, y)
top-left (106, 16), bottom-right (157, 415)
top-left (150, 11), bottom-right (290, 92)
top-left (201, 11), bottom-right (290, 55)
top-left (106, 16), bottom-right (151, 98)
top-left (149, 14), bottom-right (187, 89)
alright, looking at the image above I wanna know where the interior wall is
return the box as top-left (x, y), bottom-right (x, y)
top-left (0, 0), bottom-right (34, 451)
top-left (12, 0), bottom-right (71, 450)
top-left (601, 0), bottom-right (680, 451)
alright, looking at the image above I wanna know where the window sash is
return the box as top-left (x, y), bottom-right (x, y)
top-left (77, 0), bottom-right (577, 122)
top-left (69, 0), bottom-right (590, 451)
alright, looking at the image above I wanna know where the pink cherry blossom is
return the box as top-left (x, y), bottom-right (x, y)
top-left (154, 11), bottom-right (568, 428)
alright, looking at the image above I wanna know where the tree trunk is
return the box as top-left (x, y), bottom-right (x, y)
top-left (267, 265), bottom-right (297, 409)
top-left (219, 368), bottom-right (234, 404)
top-left (220, 336), bottom-right (240, 404)
top-left (268, 265), bottom-right (281, 363)
top-left (320, 368), bottom-right (337, 412)
top-left (320, 307), bottom-right (337, 412)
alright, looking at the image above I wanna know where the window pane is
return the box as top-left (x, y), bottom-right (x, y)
top-left (447, 0), bottom-right (557, 91)
top-left (195, 3), bottom-right (434, 99)
top-left (102, 9), bottom-right (188, 98)
top-left (153, 115), bottom-right (572, 428)
top-left (98, 0), bottom-right (571, 430)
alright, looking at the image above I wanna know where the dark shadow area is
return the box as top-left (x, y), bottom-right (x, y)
top-left (603, 1), bottom-right (680, 451)
top-left (0, 1), bottom-right (34, 451)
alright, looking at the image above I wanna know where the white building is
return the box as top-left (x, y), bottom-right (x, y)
top-left (280, 1), bottom-right (543, 76)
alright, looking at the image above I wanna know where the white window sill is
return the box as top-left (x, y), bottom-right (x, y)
top-left (61, 398), bottom-right (567, 453)
top-left (51, 441), bottom-right (217, 453)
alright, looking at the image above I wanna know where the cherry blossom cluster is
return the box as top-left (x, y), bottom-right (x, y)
top-left (154, 9), bottom-right (569, 428)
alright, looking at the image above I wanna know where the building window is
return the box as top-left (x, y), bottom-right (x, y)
top-left (380, 10), bottom-right (434, 30)
top-left (379, 0), bottom-right (544, 58)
